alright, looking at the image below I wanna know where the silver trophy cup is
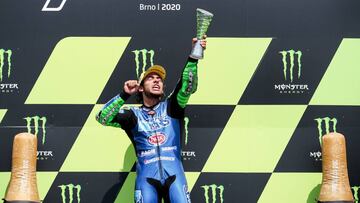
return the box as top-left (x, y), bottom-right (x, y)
top-left (190, 8), bottom-right (214, 60)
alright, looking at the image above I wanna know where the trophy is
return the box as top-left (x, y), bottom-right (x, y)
top-left (190, 8), bottom-right (214, 60)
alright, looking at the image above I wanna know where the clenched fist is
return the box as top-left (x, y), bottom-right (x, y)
top-left (124, 80), bottom-right (139, 95)
top-left (192, 35), bottom-right (207, 49)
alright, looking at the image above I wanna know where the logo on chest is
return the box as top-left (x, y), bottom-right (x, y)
top-left (148, 133), bottom-right (167, 146)
top-left (139, 115), bottom-right (170, 131)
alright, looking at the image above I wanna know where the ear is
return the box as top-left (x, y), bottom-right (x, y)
top-left (138, 86), bottom-right (144, 93)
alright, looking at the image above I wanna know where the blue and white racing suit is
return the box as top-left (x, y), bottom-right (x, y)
top-left (96, 58), bottom-right (198, 203)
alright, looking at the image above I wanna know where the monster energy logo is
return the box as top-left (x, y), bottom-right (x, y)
top-left (0, 49), bottom-right (12, 82)
top-left (279, 50), bottom-right (302, 82)
top-left (184, 117), bottom-right (189, 145)
top-left (202, 184), bottom-right (224, 203)
top-left (274, 50), bottom-right (308, 94)
top-left (352, 186), bottom-right (359, 203)
top-left (314, 117), bottom-right (337, 146)
top-left (24, 116), bottom-right (47, 145)
top-left (58, 184), bottom-right (81, 203)
top-left (132, 49), bottom-right (155, 78)
top-left (182, 116), bottom-right (196, 160)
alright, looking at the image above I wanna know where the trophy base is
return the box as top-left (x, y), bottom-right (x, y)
top-left (189, 54), bottom-right (203, 60)
top-left (189, 40), bottom-right (204, 60)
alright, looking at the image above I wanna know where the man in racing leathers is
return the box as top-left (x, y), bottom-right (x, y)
top-left (96, 37), bottom-right (206, 203)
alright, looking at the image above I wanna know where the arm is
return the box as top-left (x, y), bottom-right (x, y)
top-left (167, 57), bottom-right (199, 119)
top-left (96, 91), bottom-right (131, 127)
top-left (168, 37), bottom-right (206, 110)
top-left (96, 80), bottom-right (139, 129)
top-left (171, 57), bottom-right (199, 108)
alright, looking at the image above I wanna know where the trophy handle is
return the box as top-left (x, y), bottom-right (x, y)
top-left (190, 40), bottom-right (204, 60)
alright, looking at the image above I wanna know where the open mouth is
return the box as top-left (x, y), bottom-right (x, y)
top-left (152, 85), bottom-right (160, 90)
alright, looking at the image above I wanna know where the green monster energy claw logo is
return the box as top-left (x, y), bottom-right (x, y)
top-left (132, 49), bottom-right (155, 78)
top-left (279, 50), bottom-right (302, 82)
top-left (58, 184), bottom-right (81, 203)
top-left (24, 116), bottom-right (47, 145)
top-left (314, 117), bottom-right (337, 146)
top-left (184, 117), bottom-right (189, 145)
top-left (352, 186), bottom-right (359, 203)
top-left (0, 49), bottom-right (12, 82)
top-left (202, 184), bottom-right (224, 203)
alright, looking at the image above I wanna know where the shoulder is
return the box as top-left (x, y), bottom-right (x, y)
top-left (118, 105), bottom-right (140, 114)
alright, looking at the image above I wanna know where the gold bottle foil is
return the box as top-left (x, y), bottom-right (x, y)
top-left (4, 133), bottom-right (40, 202)
top-left (318, 133), bottom-right (354, 202)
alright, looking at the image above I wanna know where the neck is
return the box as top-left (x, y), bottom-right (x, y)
top-left (143, 94), bottom-right (160, 108)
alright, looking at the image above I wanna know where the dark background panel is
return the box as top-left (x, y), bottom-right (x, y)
top-left (0, 105), bottom-right (92, 127)
top-left (191, 173), bottom-right (271, 203)
top-left (0, 39), bottom-right (58, 107)
top-left (1, 0), bottom-right (360, 201)
top-left (1, 0), bottom-right (360, 37)
top-left (44, 172), bottom-right (128, 203)
top-left (0, 105), bottom-right (92, 171)
top-left (1, 0), bottom-right (360, 106)
top-left (181, 105), bottom-right (235, 171)
top-left (96, 36), bottom-right (196, 104)
top-left (275, 105), bottom-right (360, 182)
top-left (239, 37), bottom-right (342, 104)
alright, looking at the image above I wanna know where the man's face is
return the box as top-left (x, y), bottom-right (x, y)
top-left (140, 73), bottom-right (164, 97)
